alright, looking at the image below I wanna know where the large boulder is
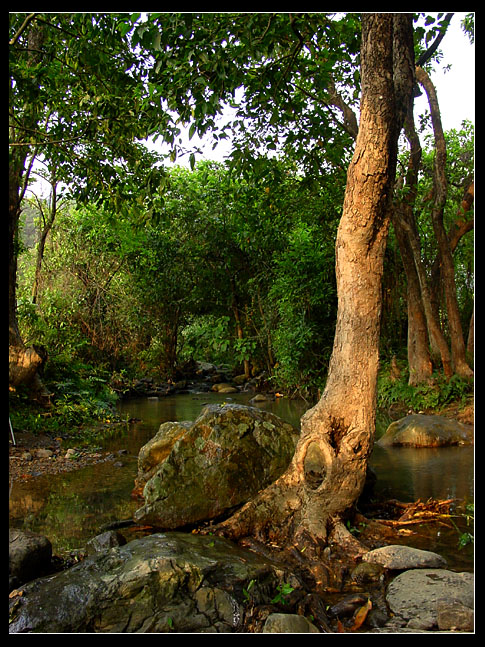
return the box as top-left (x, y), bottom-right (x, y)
top-left (377, 414), bottom-right (473, 448)
top-left (134, 404), bottom-right (299, 529)
top-left (9, 529), bottom-right (52, 591)
top-left (9, 532), bottom-right (283, 634)
top-left (135, 420), bottom-right (192, 489)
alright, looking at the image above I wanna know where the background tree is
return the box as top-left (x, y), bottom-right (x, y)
top-left (9, 13), bottom-right (166, 393)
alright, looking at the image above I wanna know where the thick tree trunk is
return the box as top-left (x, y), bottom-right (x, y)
top-left (209, 14), bottom-right (415, 557)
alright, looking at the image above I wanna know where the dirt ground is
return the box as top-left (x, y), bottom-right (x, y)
top-left (8, 429), bottom-right (119, 483)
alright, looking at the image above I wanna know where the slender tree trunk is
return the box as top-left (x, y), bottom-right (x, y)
top-left (210, 14), bottom-right (415, 557)
top-left (467, 306), bottom-right (474, 359)
top-left (395, 111), bottom-right (453, 376)
top-left (393, 215), bottom-right (433, 384)
top-left (32, 181), bottom-right (58, 304)
top-left (9, 21), bottom-right (49, 397)
top-left (231, 279), bottom-right (250, 378)
top-left (392, 107), bottom-right (433, 384)
top-left (416, 66), bottom-right (473, 379)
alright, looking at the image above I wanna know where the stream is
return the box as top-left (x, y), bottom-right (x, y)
top-left (9, 390), bottom-right (474, 570)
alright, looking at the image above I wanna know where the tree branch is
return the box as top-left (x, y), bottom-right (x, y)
top-left (416, 13), bottom-right (454, 67)
top-left (9, 13), bottom-right (38, 46)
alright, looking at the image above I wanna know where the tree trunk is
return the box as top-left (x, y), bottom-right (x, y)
top-left (32, 181), bottom-right (58, 304)
top-left (9, 20), bottom-right (49, 398)
top-left (393, 215), bottom-right (433, 384)
top-left (394, 111), bottom-right (453, 376)
top-left (416, 66), bottom-right (473, 379)
top-left (391, 106), bottom-right (433, 384)
top-left (209, 14), bottom-right (415, 557)
top-left (467, 306), bottom-right (474, 359)
top-left (231, 279), bottom-right (251, 378)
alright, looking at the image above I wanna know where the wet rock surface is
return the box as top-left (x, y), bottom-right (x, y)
top-left (262, 613), bottom-right (320, 633)
top-left (9, 529), bottom-right (52, 592)
top-left (362, 545), bottom-right (447, 570)
top-left (8, 522), bottom-right (475, 634)
top-left (9, 532), bottom-right (284, 634)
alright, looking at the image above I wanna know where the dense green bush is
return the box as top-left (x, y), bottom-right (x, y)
top-left (377, 360), bottom-right (473, 411)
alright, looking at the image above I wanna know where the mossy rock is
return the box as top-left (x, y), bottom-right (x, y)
top-left (134, 404), bottom-right (299, 529)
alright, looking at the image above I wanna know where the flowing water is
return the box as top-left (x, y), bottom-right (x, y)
top-left (9, 390), bottom-right (474, 569)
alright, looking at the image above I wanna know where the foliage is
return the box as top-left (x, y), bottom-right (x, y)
top-left (11, 13), bottom-right (473, 409)
top-left (270, 582), bottom-right (295, 605)
top-left (448, 502), bottom-right (474, 550)
top-left (9, 360), bottom-right (120, 438)
top-left (270, 219), bottom-right (338, 395)
top-left (9, 12), bottom-right (167, 215)
top-left (377, 360), bottom-right (473, 411)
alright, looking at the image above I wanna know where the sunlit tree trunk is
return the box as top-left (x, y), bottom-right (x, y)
top-left (210, 14), bottom-right (415, 556)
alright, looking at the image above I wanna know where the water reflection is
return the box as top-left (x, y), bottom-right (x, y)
top-left (9, 392), bottom-right (473, 564)
top-left (9, 458), bottom-right (139, 554)
top-left (369, 444), bottom-right (474, 503)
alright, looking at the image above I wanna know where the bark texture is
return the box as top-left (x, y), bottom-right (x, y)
top-left (208, 14), bottom-right (415, 556)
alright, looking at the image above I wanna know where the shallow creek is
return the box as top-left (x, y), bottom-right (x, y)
top-left (9, 391), bottom-right (474, 570)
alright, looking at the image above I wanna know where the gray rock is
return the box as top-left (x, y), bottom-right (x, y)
top-left (85, 530), bottom-right (127, 554)
top-left (249, 393), bottom-right (273, 403)
top-left (134, 404), bottom-right (299, 529)
top-left (386, 569), bottom-right (474, 630)
top-left (378, 414), bottom-right (473, 447)
top-left (135, 420), bottom-right (192, 489)
top-left (9, 529), bottom-right (52, 591)
top-left (437, 598), bottom-right (474, 632)
top-left (362, 545), bottom-right (447, 570)
top-left (9, 532), bottom-right (283, 634)
top-left (263, 613), bottom-right (320, 633)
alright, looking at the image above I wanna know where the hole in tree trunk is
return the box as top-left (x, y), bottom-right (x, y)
top-left (303, 441), bottom-right (327, 490)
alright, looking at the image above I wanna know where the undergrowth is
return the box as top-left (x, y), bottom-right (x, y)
top-left (377, 361), bottom-right (473, 412)
top-left (9, 359), bottom-right (123, 441)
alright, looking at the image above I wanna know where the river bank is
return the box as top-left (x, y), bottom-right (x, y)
top-left (9, 394), bottom-right (473, 483)
top-left (9, 387), bottom-right (474, 633)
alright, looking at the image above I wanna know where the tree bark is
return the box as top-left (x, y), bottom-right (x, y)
top-left (391, 107), bottom-right (433, 384)
top-left (208, 14), bottom-right (415, 556)
top-left (393, 215), bottom-right (433, 384)
top-left (394, 110), bottom-right (453, 376)
top-left (415, 66), bottom-right (473, 379)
